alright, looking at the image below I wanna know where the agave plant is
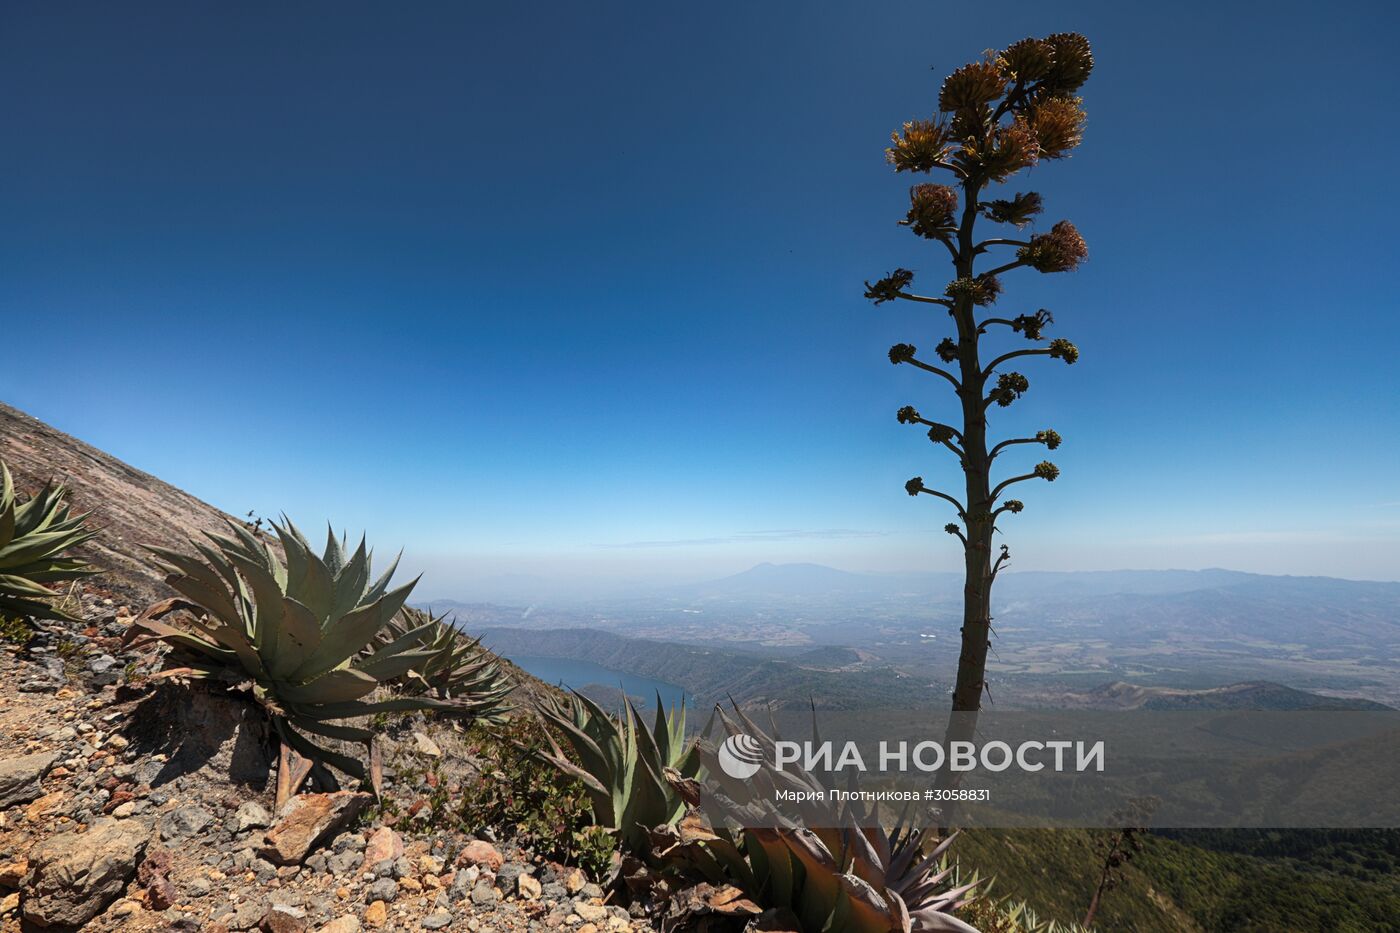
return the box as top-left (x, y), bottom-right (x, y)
top-left (657, 705), bottom-right (982, 933)
top-left (537, 690), bottom-right (702, 856)
top-left (0, 460), bottom-right (98, 624)
top-left (125, 519), bottom-right (469, 800)
top-left (371, 606), bottom-right (513, 719)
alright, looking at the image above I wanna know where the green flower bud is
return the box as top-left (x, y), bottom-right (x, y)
top-left (1033, 461), bottom-right (1060, 481)
top-left (1002, 499), bottom-right (1024, 513)
top-left (905, 477), bottom-right (924, 496)
top-left (927, 423), bottom-right (955, 444)
top-left (896, 405), bottom-right (920, 424)
top-left (889, 343), bottom-right (917, 365)
top-left (936, 337), bottom-right (959, 363)
top-left (946, 275), bottom-right (1002, 307)
top-left (1037, 429), bottom-right (1062, 450)
top-left (944, 523), bottom-right (961, 535)
top-left (1049, 337), bottom-right (1079, 364)
top-left (991, 372), bottom-right (1029, 406)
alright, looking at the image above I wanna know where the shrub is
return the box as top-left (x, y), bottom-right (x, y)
top-left (125, 519), bottom-right (482, 792)
top-left (0, 460), bottom-right (97, 624)
top-left (371, 606), bottom-right (514, 718)
top-left (536, 691), bottom-right (701, 858)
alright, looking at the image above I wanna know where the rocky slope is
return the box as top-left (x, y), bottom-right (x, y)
top-left (0, 404), bottom-right (645, 933)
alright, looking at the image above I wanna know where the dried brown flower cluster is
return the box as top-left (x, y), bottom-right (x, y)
top-left (879, 32), bottom-right (1092, 187)
top-left (1019, 220), bottom-right (1088, 272)
top-left (902, 184), bottom-right (959, 237)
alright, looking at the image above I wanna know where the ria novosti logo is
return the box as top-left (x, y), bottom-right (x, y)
top-left (717, 733), bottom-right (765, 779)
top-left (715, 733), bottom-right (1104, 780)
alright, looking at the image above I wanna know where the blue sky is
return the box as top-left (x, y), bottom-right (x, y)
top-left (3, 1), bottom-right (1397, 593)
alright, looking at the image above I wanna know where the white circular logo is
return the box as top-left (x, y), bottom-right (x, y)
top-left (718, 733), bottom-right (764, 779)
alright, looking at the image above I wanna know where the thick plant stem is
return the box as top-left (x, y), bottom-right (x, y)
top-left (935, 175), bottom-right (993, 806)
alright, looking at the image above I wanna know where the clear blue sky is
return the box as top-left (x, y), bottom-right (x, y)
top-left (3, 1), bottom-right (1397, 593)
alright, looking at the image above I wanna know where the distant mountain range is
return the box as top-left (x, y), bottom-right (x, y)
top-left (432, 561), bottom-right (1400, 610)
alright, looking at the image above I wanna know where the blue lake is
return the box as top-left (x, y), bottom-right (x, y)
top-left (510, 655), bottom-right (688, 711)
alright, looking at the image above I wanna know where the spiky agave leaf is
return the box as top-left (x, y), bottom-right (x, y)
top-left (0, 460), bottom-right (99, 624)
top-left (125, 518), bottom-right (478, 785)
top-left (662, 706), bottom-right (982, 933)
top-left (536, 690), bottom-right (702, 857)
top-left (370, 606), bottom-right (513, 721)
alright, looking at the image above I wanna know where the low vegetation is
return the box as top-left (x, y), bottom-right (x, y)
top-left (372, 605), bottom-right (513, 715)
top-left (537, 690), bottom-right (700, 858)
top-left (125, 519), bottom-right (509, 798)
top-left (0, 458), bottom-right (97, 624)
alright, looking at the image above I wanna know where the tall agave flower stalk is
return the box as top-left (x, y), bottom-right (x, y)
top-left (0, 460), bottom-right (98, 624)
top-left (126, 519), bottom-right (471, 804)
top-left (537, 691), bottom-right (702, 857)
top-left (867, 34), bottom-right (1093, 805)
top-left (659, 705), bottom-right (981, 932)
top-left (372, 606), bottom-right (514, 719)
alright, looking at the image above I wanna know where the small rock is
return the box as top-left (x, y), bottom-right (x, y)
top-left (422, 910), bottom-right (453, 929)
top-left (470, 881), bottom-right (499, 907)
top-left (148, 875), bottom-right (179, 911)
top-left (518, 873), bottom-right (542, 900)
top-left (233, 801), bottom-right (272, 832)
top-left (366, 877), bottom-right (398, 903)
top-left (496, 862), bottom-right (525, 891)
top-left (261, 792), bottom-right (372, 866)
top-left (318, 917), bottom-right (361, 933)
top-left (328, 849), bottom-right (363, 876)
top-left (332, 832), bottom-right (366, 854)
top-left (362, 900), bottom-right (387, 927)
top-left (412, 732), bottom-right (442, 757)
top-left (21, 817), bottom-right (151, 928)
top-left (575, 903), bottom-right (608, 922)
top-left (159, 804), bottom-right (215, 840)
top-left (0, 857), bottom-right (28, 887)
top-left (451, 865), bottom-right (479, 896)
top-left (459, 840), bottom-right (503, 873)
top-left (563, 868), bottom-right (587, 895)
top-left (261, 902), bottom-right (309, 933)
top-left (363, 827), bottom-right (402, 866)
top-left (0, 750), bottom-right (57, 807)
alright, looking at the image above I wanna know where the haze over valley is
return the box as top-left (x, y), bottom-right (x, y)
top-left (431, 562), bottom-right (1400, 710)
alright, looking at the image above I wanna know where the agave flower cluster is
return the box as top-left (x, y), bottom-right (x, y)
top-left (0, 460), bottom-right (97, 624)
top-left (126, 520), bottom-right (485, 784)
